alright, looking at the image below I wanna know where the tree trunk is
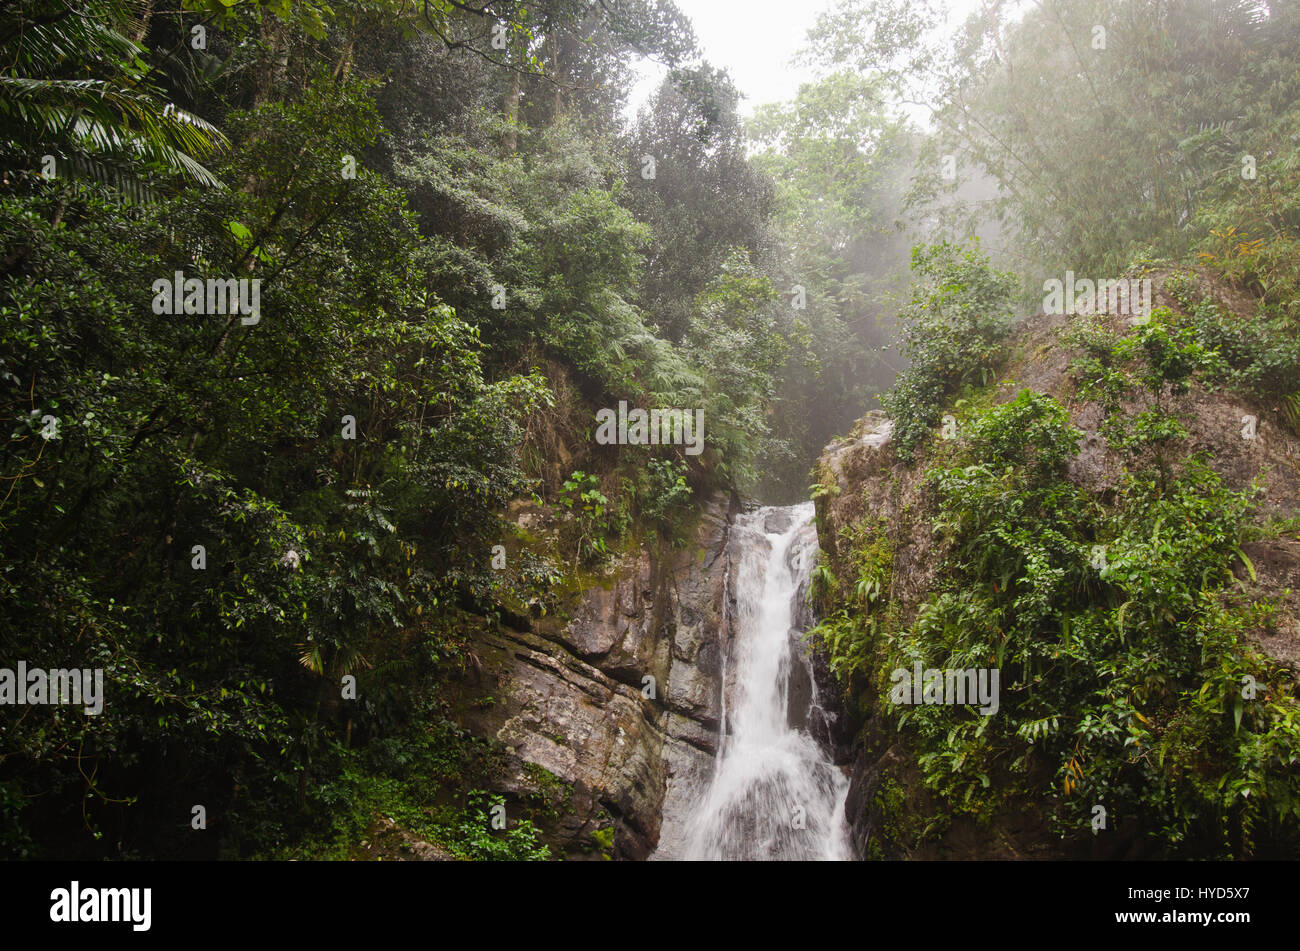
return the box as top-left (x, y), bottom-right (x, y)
top-left (334, 13), bottom-right (356, 81)
top-left (254, 17), bottom-right (291, 107)
top-left (131, 0), bottom-right (153, 44)
top-left (503, 69), bottom-right (521, 154)
top-left (550, 30), bottom-right (565, 118)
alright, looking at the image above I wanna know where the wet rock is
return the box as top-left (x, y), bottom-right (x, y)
top-left (785, 632), bottom-right (813, 732)
top-left (843, 751), bottom-right (882, 860)
top-left (763, 507), bottom-right (796, 534)
top-left (451, 491), bottom-right (737, 859)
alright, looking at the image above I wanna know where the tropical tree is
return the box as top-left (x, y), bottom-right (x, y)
top-left (0, 0), bottom-right (227, 200)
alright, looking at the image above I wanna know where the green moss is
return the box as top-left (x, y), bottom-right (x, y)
top-left (589, 825), bottom-right (615, 860)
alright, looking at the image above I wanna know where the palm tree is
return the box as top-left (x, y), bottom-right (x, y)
top-left (0, 0), bottom-right (228, 201)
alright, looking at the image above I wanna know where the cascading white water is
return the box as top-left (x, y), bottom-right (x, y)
top-left (658, 502), bottom-right (851, 860)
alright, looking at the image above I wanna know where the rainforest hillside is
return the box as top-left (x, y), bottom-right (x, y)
top-left (1, 0), bottom-right (1299, 864)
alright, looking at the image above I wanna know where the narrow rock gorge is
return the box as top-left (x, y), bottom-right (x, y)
top-left (446, 495), bottom-right (858, 860)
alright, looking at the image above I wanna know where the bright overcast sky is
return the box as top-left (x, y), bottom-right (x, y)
top-left (626, 0), bottom-right (991, 121)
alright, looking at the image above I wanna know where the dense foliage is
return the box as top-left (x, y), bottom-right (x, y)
top-left (4, 0), bottom-right (1299, 863)
top-left (0, 0), bottom-right (896, 858)
top-left (817, 392), bottom-right (1300, 857)
top-left (813, 0), bottom-right (1300, 856)
top-left (816, 286), bottom-right (1300, 857)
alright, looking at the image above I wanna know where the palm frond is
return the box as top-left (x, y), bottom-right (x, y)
top-left (0, 2), bottom-right (228, 197)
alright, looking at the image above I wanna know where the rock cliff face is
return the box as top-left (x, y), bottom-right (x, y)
top-left (449, 493), bottom-right (738, 859)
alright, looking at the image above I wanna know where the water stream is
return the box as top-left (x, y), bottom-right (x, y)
top-left (656, 503), bottom-right (851, 860)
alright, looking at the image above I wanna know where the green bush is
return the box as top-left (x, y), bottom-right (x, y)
top-left (881, 241), bottom-right (1017, 460)
top-left (452, 791), bottom-right (552, 861)
top-left (636, 457), bottom-right (695, 546)
top-left (1161, 272), bottom-right (1300, 433)
top-left (819, 386), bottom-right (1300, 855)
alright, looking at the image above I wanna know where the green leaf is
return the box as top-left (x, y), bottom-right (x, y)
top-left (227, 220), bottom-right (253, 246)
top-left (1233, 546), bottom-right (1256, 583)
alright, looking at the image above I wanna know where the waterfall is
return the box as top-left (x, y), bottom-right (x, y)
top-left (656, 502), bottom-right (851, 860)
